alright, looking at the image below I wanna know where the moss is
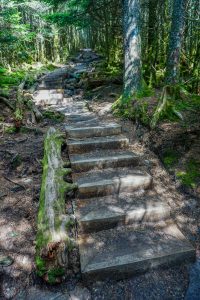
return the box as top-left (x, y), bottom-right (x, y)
top-left (66, 182), bottom-right (78, 193)
top-left (36, 256), bottom-right (47, 277)
top-left (176, 159), bottom-right (200, 188)
top-left (46, 64), bottom-right (58, 71)
top-left (43, 110), bottom-right (65, 122)
top-left (112, 95), bottom-right (150, 125)
top-left (35, 128), bottom-right (76, 282)
top-left (36, 130), bottom-right (63, 252)
top-left (5, 126), bottom-right (17, 134)
top-left (163, 150), bottom-right (179, 168)
top-left (47, 268), bottom-right (65, 285)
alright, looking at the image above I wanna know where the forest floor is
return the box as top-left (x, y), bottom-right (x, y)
top-left (0, 52), bottom-right (200, 299)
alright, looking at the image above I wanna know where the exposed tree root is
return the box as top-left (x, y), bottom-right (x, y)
top-left (150, 85), bottom-right (185, 128)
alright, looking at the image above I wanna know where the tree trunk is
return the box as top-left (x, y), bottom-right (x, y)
top-left (165, 0), bottom-right (187, 85)
top-left (147, 0), bottom-right (159, 83)
top-left (123, 0), bottom-right (142, 97)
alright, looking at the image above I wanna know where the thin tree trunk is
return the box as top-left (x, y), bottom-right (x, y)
top-left (165, 0), bottom-right (187, 85)
top-left (123, 0), bottom-right (142, 97)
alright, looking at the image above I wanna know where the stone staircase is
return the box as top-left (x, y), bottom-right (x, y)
top-left (34, 68), bottom-right (195, 282)
top-left (65, 100), bottom-right (195, 281)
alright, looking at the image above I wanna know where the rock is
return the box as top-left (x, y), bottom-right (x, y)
top-left (0, 254), bottom-right (14, 266)
top-left (64, 89), bottom-right (74, 96)
top-left (21, 178), bottom-right (32, 185)
top-left (69, 286), bottom-right (91, 300)
top-left (16, 287), bottom-right (70, 300)
top-left (2, 278), bottom-right (17, 299)
top-left (185, 259), bottom-right (200, 300)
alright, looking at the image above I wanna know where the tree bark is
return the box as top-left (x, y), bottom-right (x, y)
top-left (123, 0), bottom-right (142, 96)
top-left (165, 0), bottom-right (187, 85)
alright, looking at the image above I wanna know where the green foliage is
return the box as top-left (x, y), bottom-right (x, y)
top-left (175, 94), bottom-right (200, 112)
top-left (163, 150), bottom-right (179, 167)
top-left (112, 95), bottom-right (150, 125)
top-left (14, 108), bottom-right (23, 121)
top-left (4, 126), bottom-right (17, 134)
top-left (36, 256), bottom-right (46, 277)
top-left (0, 68), bottom-right (7, 74)
top-left (43, 110), bottom-right (65, 122)
top-left (47, 268), bottom-right (65, 284)
top-left (112, 82), bottom-right (153, 125)
top-left (176, 160), bottom-right (200, 188)
top-left (150, 86), bottom-right (184, 128)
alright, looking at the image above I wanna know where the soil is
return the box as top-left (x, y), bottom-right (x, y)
top-left (0, 51), bottom-right (200, 299)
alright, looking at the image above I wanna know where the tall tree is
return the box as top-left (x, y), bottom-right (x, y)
top-left (165, 0), bottom-right (187, 85)
top-left (123, 0), bottom-right (142, 97)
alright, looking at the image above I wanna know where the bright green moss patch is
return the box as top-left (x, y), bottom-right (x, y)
top-left (176, 159), bottom-right (200, 188)
top-left (36, 256), bottom-right (46, 277)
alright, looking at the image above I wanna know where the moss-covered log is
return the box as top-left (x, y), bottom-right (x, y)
top-left (36, 127), bottom-right (77, 284)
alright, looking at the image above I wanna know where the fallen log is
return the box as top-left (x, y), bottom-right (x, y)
top-left (36, 127), bottom-right (77, 284)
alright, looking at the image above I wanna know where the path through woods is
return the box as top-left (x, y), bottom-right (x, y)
top-left (0, 51), bottom-right (199, 299)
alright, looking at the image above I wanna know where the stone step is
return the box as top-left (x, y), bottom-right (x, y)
top-left (76, 195), bottom-right (171, 233)
top-left (33, 90), bottom-right (63, 105)
top-left (75, 168), bottom-right (152, 198)
top-left (70, 151), bottom-right (139, 172)
top-left (43, 80), bottom-right (62, 83)
top-left (66, 114), bottom-right (95, 123)
top-left (68, 118), bottom-right (99, 126)
top-left (66, 123), bottom-right (122, 138)
top-left (67, 135), bottom-right (129, 154)
top-left (39, 81), bottom-right (63, 87)
top-left (38, 85), bottom-right (63, 90)
top-left (79, 224), bottom-right (195, 281)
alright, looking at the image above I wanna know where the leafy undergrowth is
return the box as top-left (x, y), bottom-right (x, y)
top-left (112, 87), bottom-right (200, 128)
top-left (176, 160), bottom-right (200, 189)
top-left (0, 63), bottom-right (58, 94)
top-left (42, 110), bottom-right (65, 123)
top-left (160, 146), bottom-right (200, 193)
top-left (163, 149), bottom-right (179, 168)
